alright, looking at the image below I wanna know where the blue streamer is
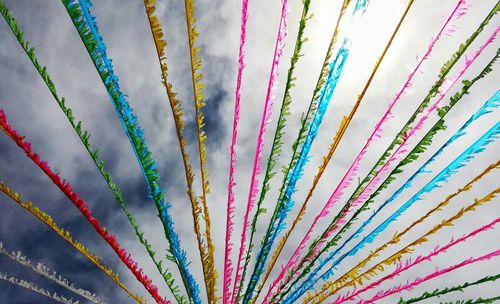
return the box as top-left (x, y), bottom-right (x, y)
top-left (285, 90), bottom-right (500, 302)
top-left (243, 40), bottom-right (350, 303)
top-left (63, 0), bottom-right (201, 302)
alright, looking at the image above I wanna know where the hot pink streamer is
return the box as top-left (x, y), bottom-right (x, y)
top-left (334, 217), bottom-right (500, 303)
top-left (0, 110), bottom-right (168, 304)
top-left (231, 1), bottom-right (289, 302)
top-left (264, 1), bottom-right (468, 300)
top-left (360, 249), bottom-right (500, 304)
top-left (224, 0), bottom-right (249, 303)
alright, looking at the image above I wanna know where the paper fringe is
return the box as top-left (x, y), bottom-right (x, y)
top-left (0, 3), bottom-right (184, 303)
top-left (308, 169), bottom-right (500, 303)
top-left (261, 40), bottom-right (351, 304)
top-left (398, 273), bottom-right (500, 303)
top-left (0, 272), bottom-right (79, 304)
top-left (223, 0), bottom-right (249, 303)
top-left (247, 0), bottom-right (354, 298)
top-left (307, 44), bottom-right (500, 304)
top-left (183, 0), bottom-right (217, 301)
top-left (238, 1), bottom-right (312, 302)
top-left (0, 111), bottom-right (168, 304)
top-left (269, 1), bottom-right (469, 301)
top-left (259, 0), bottom-right (414, 300)
top-left (284, 116), bottom-right (500, 302)
top-left (0, 182), bottom-right (144, 304)
top-left (301, 27), bottom-right (498, 297)
top-left (230, 1), bottom-right (289, 302)
top-left (143, 1), bottom-right (208, 303)
top-left (61, 1), bottom-right (200, 302)
top-left (0, 242), bottom-right (105, 304)
top-left (340, 220), bottom-right (500, 304)
top-left (305, 60), bottom-right (500, 302)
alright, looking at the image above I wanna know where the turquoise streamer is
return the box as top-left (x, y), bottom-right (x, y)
top-left (243, 40), bottom-right (350, 303)
top-left (285, 90), bottom-right (500, 302)
top-left (61, 0), bottom-right (201, 302)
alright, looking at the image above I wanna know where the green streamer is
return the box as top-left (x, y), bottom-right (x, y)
top-left (399, 274), bottom-right (500, 304)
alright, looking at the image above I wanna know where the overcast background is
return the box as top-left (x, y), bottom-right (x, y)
top-left (0, 0), bottom-right (499, 303)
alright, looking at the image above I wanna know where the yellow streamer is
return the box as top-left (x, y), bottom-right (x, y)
top-left (142, 2), bottom-right (208, 302)
top-left (0, 182), bottom-right (145, 304)
top-left (305, 160), bottom-right (500, 303)
top-left (183, 0), bottom-right (217, 302)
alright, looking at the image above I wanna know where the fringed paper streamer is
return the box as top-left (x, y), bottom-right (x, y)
top-left (142, 1), bottom-right (206, 303)
top-left (399, 274), bottom-right (500, 304)
top-left (259, 1), bottom-right (414, 300)
top-left (237, 2), bottom-right (312, 303)
top-left (283, 118), bottom-right (500, 303)
top-left (251, 1), bottom-right (373, 301)
top-left (307, 170), bottom-right (500, 303)
top-left (0, 3), bottom-right (184, 302)
top-left (61, 1), bottom-right (200, 302)
top-left (282, 25), bottom-right (500, 304)
top-left (291, 28), bottom-right (499, 302)
top-left (223, 0), bottom-right (249, 303)
top-left (246, 0), bottom-right (354, 298)
top-left (0, 242), bottom-right (105, 304)
top-left (183, 1), bottom-right (217, 301)
top-left (230, 1), bottom-right (289, 302)
top-left (336, 220), bottom-right (500, 304)
top-left (0, 272), bottom-right (78, 304)
top-left (439, 297), bottom-right (500, 304)
top-left (268, 1), bottom-right (469, 301)
top-left (258, 40), bottom-right (350, 304)
top-left (0, 182), bottom-right (144, 304)
top-left (0, 111), bottom-right (169, 304)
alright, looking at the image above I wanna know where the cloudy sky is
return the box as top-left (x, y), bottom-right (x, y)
top-left (0, 0), bottom-right (499, 303)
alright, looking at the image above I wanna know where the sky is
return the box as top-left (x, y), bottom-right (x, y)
top-left (0, 0), bottom-right (499, 303)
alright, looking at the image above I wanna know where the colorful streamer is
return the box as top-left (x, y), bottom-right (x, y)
top-left (260, 39), bottom-right (351, 304)
top-left (238, 1), bottom-right (312, 302)
top-left (341, 238), bottom-right (500, 303)
top-left (183, 0), bottom-right (217, 301)
top-left (223, 0), bottom-right (249, 303)
top-left (308, 173), bottom-right (500, 303)
top-left (287, 27), bottom-right (500, 301)
top-left (0, 2), bottom-right (184, 302)
top-left (258, 0), bottom-right (414, 299)
top-left (245, 0), bottom-right (354, 299)
top-left (231, 1), bottom-right (289, 302)
top-left (142, 1), bottom-right (207, 302)
top-left (399, 274), bottom-right (500, 304)
top-left (0, 182), bottom-right (144, 304)
top-left (289, 117), bottom-right (500, 299)
top-left (0, 272), bottom-right (78, 304)
top-left (439, 298), bottom-right (500, 304)
top-left (0, 242), bottom-right (105, 304)
top-left (60, 1), bottom-right (200, 302)
top-left (268, 1), bottom-right (469, 300)
top-left (0, 110), bottom-right (169, 304)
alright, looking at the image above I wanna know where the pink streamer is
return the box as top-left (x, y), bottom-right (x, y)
top-left (361, 249), bottom-right (500, 303)
top-left (265, 1), bottom-right (469, 300)
top-left (334, 217), bottom-right (500, 303)
top-left (224, 1), bottom-right (249, 303)
top-left (231, 1), bottom-right (289, 302)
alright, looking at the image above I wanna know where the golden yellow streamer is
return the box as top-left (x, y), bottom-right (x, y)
top-left (0, 182), bottom-right (145, 304)
top-left (142, 2), bottom-right (206, 302)
top-left (305, 160), bottom-right (500, 303)
top-left (183, 0), bottom-right (217, 302)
